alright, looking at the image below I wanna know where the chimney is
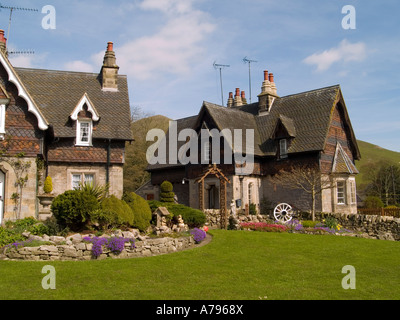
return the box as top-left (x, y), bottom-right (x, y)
top-left (101, 41), bottom-right (119, 91)
top-left (233, 88), bottom-right (243, 107)
top-left (258, 69), bottom-right (279, 114)
top-left (241, 91), bottom-right (247, 105)
top-left (0, 30), bottom-right (7, 55)
top-left (269, 73), bottom-right (277, 96)
top-left (227, 92), bottom-right (233, 107)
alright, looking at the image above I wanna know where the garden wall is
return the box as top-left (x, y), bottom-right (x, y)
top-left (204, 209), bottom-right (400, 241)
top-left (1, 234), bottom-right (195, 261)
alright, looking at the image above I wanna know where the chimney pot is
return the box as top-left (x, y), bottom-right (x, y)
top-left (264, 70), bottom-right (269, 81)
top-left (235, 88), bottom-right (240, 97)
top-left (0, 30), bottom-right (6, 44)
top-left (229, 92), bottom-right (233, 98)
top-left (107, 42), bottom-right (114, 52)
top-left (269, 73), bottom-right (274, 83)
top-left (241, 91), bottom-right (245, 98)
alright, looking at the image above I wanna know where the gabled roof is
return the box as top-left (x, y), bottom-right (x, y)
top-left (147, 84), bottom-right (360, 172)
top-left (14, 67), bottom-right (132, 141)
top-left (0, 52), bottom-right (49, 130)
top-left (332, 143), bottom-right (359, 174)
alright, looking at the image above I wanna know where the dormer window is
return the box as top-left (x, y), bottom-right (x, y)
top-left (76, 120), bottom-right (92, 146)
top-left (70, 93), bottom-right (99, 147)
top-left (279, 139), bottom-right (288, 159)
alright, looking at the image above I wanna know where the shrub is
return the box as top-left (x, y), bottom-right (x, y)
top-left (51, 190), bottom-right (100, 231)
top-left (43, 176), bottom-right (53, 194)
top-left (88, 208), bottom-right (123, 230)
top-left (101, 195), bottom-right (134, 227)
top-left (123, 192), bottom-right (152, 231)
top-left (42, 216), bottom-right (66, 236)
top-left (249, 203), bottom-right (257, 215)
top-left (5, 217), bottom-right (37, 233)
top-left (28, 223), bottom-right (49, 236)
top-left (160, 181), bottom-right (175, 202)
top-left (149, 201), bottom-right (206, 228)
top-left (301, 220), bottom-right (319, 228)
top-left (364, 196), bottom-right (384, 208)
top-left (323, 216), bottom-right (339, 230)
top-left (0, 227), bottom-right (25, 247)
top-left (78, 182), bottom-right (109, 202)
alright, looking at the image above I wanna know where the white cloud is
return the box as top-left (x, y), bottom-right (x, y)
top-left (64, 60), bottom-right (95, 73)
top-left (303, 39), bottom-right (367, 72)
top-left (8, 55), bottom-right (34, 68)
top-left (110, 0), bottom-right (216, 80)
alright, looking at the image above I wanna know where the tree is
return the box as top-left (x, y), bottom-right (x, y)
top-left (269, 165), bottom-right (332, 221)
top-left (363, 161), bottom-right (400, 206)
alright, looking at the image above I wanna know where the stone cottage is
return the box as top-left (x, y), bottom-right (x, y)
top-left (142, 69), bottom-right (360, 216)
top-left (0, 30), bottom-right (132, 224)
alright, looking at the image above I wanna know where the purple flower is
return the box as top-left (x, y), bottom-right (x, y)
top-left (190, 228), bottom-right (206, 243)
top-left (83, 236), bottom-right (135, 258)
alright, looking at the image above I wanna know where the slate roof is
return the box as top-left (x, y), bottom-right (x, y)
top-left (148, 84), bottom-right (360, 171)
top-left (14, 67), bottom-right (132, 141)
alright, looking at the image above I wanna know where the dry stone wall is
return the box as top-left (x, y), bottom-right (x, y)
top-left (204, 209), bottom-right (399, 241)
top-left (1, 232), bottom-right (195, 261)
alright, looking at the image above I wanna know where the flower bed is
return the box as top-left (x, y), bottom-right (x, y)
top-left (240, 218), bottom-right (354, 236)
top-left (241, 222), bottom-right (288, 233)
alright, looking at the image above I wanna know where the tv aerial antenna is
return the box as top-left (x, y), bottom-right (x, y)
top-left (0, 3), bottom-right (38, 54)
top-left (243, 57), bottom-right (257, 103)
top-left (213, 61), bottom-right (230, 106)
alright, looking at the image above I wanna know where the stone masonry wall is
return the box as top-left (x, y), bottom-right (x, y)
top-left (1, 233), bottom-right (195, 261)
top-left (204, 209), bottom-right (400, 241)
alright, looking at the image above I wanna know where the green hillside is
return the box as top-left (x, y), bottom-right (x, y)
top-left (123, 115), bottom-right (171, 193)
top-left (355, 140), bottom-right (400, 187)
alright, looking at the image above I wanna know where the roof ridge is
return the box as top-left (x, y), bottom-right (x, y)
top-left (280, 84), bottom-right (340, 99)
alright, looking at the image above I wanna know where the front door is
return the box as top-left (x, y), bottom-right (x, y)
top-left (0, 171), bottom-right (4, 225)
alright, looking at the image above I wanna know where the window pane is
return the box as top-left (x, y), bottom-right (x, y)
top-left (280, 139), bottom-right (287, 158)
top-left (72, 174), bottom-right (81, 189)
top-left (80, 122), bottom-right (89, 142)
top-left (84, 174), bottom-right (94, 186)
top-left (337, 181), bottom-right (346, 204)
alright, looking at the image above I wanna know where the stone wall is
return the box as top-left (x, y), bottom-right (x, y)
top-left (307, 212), bottom-right (400, 241)
top-left (204, 209), bottom-right (400, 241)
top-left (1, 233), bottom-right (195, 261)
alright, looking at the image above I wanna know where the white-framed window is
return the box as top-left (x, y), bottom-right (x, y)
top-left (248, 183), bottom-right (253, 205)
top-left (279, 139), bottom-right (288, 159)
top-left (71, 173), bottom-right (95, 189)
top-left (350, 180), bottom-right (356, 204)
top-left (337, 180), bottom-right (346, 204)
top-left (203, 140), bottom-right (211, 163)
top-left (76, 120), bottom-right (92, 146)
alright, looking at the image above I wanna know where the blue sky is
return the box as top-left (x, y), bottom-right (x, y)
top-left (1, 0), bottom-right (399, 152)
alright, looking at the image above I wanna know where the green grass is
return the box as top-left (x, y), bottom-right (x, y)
top-left (0, 230), bottom-right (399, 300)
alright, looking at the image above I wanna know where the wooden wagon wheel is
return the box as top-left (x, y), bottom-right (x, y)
top-left (273, 203), bottom-right (294, 223)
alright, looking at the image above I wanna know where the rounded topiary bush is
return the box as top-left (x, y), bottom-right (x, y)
top-left (364, 196), bottom-right (384, 208)
top-left (160, 180), bottom-right (175, 202)
top-left (123, 192), bottom-right (152, 231)
top-left (101, 195), bottom-right (134, 227)
top-left (43, 176), bottom-right (53, 194)
top-left (51, 190), bottom-right (99, 231)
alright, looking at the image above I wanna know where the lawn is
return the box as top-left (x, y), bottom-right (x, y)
top-left (0, 230), bottom-right (399, 300)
